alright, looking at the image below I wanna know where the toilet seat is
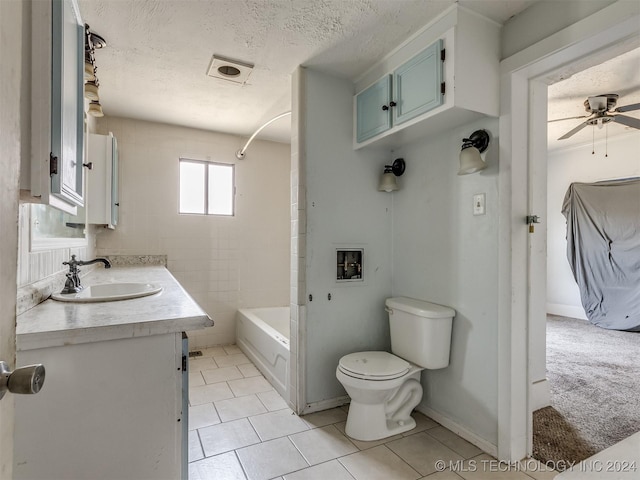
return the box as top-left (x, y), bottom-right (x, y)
top-left (338, 351), bottom-right (410, 380)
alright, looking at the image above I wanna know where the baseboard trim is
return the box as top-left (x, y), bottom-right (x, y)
top-left (300, 395), bottom-right (350, 415)
top-left (531, 378), bottom-right (550, 411)
top-left (547, 303), bottom-right (587, 320)
top-left (416, 404), bottom-right (498, 457)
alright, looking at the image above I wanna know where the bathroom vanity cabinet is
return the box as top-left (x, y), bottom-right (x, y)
top-left (87, 133), bottom-right (119, 228)
top-left (14, 266), bottom-right (212, 480)
top-left (353, 6), bottom-right (500, 150)
top-left (26, 0), bottom-right (86, 214)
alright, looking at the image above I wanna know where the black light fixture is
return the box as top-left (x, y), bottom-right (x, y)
top-left (458, 129), bottom-right (490, 175)
top-left (378, 158), bottom-right (406, 192)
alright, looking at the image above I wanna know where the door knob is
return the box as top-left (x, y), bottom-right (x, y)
top-left (0, 361), bottom-right (45, 400)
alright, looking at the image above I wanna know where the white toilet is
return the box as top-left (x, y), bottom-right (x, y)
top-left (336, 296), bottom-right (455, 441)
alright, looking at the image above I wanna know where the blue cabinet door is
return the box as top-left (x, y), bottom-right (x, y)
top-left (50, 0), bottom-right (85, 207)
top-left (356, 75), bottom-right (392, 143)
top-left (393, 39), bottom-right (443, 126)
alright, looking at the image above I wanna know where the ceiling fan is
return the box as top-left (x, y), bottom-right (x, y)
top-left (550, 93), bottom-right (640, 140)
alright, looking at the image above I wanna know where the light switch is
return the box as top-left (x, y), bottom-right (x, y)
top-left (473, 193), bottom-right (486, 215)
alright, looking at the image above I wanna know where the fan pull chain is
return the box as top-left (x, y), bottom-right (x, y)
top-left (592, 125), bottom-right (595, 155)
top-left (605, 123), bottom-right (608, 158)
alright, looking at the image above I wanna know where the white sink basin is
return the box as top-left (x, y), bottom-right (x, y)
top-left (51, 283), bottom-right (163, 303)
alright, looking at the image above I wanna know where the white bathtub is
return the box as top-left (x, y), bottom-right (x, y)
top-left (236, 307), bottom-right (289, 399)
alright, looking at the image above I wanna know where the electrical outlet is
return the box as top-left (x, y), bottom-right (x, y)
top-left (473, 193), bottom-right (486, 215)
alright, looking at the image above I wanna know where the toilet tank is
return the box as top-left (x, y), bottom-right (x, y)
top-left (385, 297), bottom-right (455, 369)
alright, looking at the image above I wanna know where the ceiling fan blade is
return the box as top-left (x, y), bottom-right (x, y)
top-left (615, 103), bottom-right (640, 113)
top-left (612, 114), bottom-right (640, 129)
top-left (548, 115), bottom-right (590, 123)
top-left (558, 121), bottom-right (589, 140)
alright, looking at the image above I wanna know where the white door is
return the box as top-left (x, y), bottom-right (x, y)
top-left (0, 0), bottom-right (23, 476)
top-left (499, 4), bottom-right (640, 460)
top-left (526, 79), bottom-right (550, 455)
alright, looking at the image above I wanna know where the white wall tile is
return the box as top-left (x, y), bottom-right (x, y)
top-left (93, 117), bottom-right (290, 347)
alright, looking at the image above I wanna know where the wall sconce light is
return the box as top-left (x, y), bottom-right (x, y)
top-left (84, 62), bottom-right (96, 81)
top-left (88, 100), bottom-right (104, 117)
top-left (458, 129), bottom-right (490, 175)
top-left (378, 158), bottom-right (406, 192)
top-left (84, 80), bottom-right (99, 101)
top-left (84, 24), bottom-right (107, 108)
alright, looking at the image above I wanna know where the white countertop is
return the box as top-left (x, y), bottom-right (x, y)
top-left (17, 266), bottom-right (213, 351)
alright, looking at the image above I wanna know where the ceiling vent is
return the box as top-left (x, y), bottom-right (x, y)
top-left (207, 55), bottom-right (254, 84)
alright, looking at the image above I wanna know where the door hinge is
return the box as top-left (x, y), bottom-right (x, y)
top-left (49, 153), bottom-right (58, 177)
top-left (441, 49), bottom-right (446, 62)
top-left (181, 355), bottom-right (187, 372)
top-left (441, 82), bottom-right (446, 95)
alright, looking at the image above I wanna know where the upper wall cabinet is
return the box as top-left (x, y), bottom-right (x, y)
top-left (393, 41), bottom-right (444, 126)
top-left (29, 0), bottom-right (85, 214)
top-left (353, 6), bottom-right (500, 150)
top-left (356, 75), bottom-right (392, 142)
top-left (87, 133), bottom-right (119, 228)
top-left (356, 40), bottom-right (443, 143)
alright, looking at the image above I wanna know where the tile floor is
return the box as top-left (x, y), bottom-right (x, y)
top-left (188, 345), bottom-right (557, 480)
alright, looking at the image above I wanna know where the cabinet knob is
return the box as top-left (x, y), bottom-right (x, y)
top-left (83, 162), bottom-right (93, 170)
top-left (382, 105), bottom-right (389, 111)
top-left (389, 101), bottom-right (397, 107)
top-left (0, 361), bottom-right (46, 400)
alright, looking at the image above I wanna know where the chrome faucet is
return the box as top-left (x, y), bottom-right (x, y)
top-left (60, 255), bottom-right (111, 294)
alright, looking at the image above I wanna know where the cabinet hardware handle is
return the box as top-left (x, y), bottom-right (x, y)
top-left (49, 153), bottom-right (58, 176)
top-left (83, 162), bottom-right (93, 169)
top-left (389, 101), bottom-right (397, 107)
top-left (114, 203), bottom-right (120, 206)
top-left (382, 105), bottom-right (389, 111)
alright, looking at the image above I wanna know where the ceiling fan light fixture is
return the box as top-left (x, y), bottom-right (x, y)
top-left (587, 96), bottom-right (607, 112)
top-left (557, 93), bottom-right (640, 140)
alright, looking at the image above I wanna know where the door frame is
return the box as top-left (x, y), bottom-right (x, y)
top-left (497, 1), bottom-right (640, 462)
top-left (0, 0), bottom-right (25, 475)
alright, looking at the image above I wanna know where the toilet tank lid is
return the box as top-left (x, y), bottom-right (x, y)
top-left (385, 297), bottom-right (455, 318)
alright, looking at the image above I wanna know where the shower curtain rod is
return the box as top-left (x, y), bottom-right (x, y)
top-left (236, 111), bottom-right (292, 159)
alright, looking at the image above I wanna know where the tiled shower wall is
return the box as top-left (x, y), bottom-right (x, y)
top-left (93, 117), bottom-right (291, 347)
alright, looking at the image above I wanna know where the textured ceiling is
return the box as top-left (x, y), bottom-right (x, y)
top-left (548, 46), bottom-right (640, 150)
top-left (78, 0), bottom-right (537, 145)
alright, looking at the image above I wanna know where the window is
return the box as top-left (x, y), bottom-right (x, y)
top-left (179, 158), bottom-right (234, 215)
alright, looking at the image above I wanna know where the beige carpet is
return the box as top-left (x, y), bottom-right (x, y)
top-left (532, 315), bottom-right (640, 470)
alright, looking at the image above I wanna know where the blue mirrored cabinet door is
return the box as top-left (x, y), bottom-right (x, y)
top-left (393, 39), bottom-right (443, 126)
top-left (356, 75), bottom-right (392, 143)
top-left (50, 0), bottom-right (85, 207)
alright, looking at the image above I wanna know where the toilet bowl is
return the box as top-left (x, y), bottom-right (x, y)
top-left (336, 297), bottom-right (455, 441)
top-left (336, 351), bottom-right (424, 441)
